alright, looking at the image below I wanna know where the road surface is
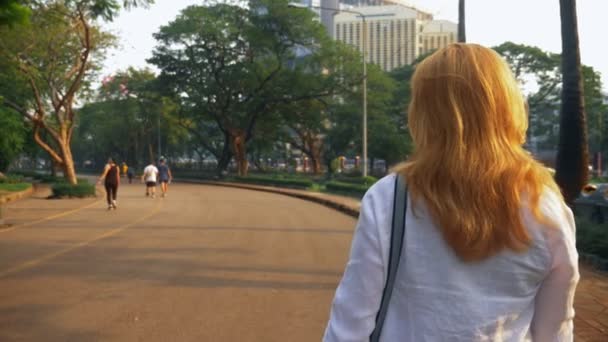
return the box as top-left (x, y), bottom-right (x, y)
top-left (0, 182), bottom-right (355, 341)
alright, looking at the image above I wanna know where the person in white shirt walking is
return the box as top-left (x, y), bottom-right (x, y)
top-left (324, 44), bottom-right (579, 342)
top-left (142, 162), bottom-right (159, 198)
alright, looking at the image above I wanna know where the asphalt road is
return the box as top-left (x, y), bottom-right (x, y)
top-left (0, 182), bottom-right (356, 341)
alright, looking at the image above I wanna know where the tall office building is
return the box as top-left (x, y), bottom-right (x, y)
top-left (321, 0), bottom-right (340, 37)
top-left (333, 5), bottom-right (456, 71)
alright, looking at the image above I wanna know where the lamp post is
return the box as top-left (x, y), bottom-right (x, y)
top-left (288, 2), bottom-right (369, 177)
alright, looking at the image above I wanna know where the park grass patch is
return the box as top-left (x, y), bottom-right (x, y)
top-left (0, 183), bottom-right (31, 193)
top-left (50, 180), bottom-right (96, 198)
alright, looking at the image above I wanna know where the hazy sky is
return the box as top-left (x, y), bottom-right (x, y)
top-left (100, 0), bottom-right (608, 91)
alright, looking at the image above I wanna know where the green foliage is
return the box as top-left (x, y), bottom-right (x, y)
top-left (0, 0), bottom-right (31, 26)
top-left (333, 175), bottom-right (378, 186)
top-left (0, 108), bottom-right (26, 172)
top-left (576, 216), bottom-right (608, 269)
top-left (233, 175), bottom-right (313, 189)
top-left (51, 180), bottom-right (96, 198)
top-left (0, 182), bottom-right (31, 192)
top-left (0, 173), bottom-right (24, 184)
top-left (325, 181), bottom-right (369, 196)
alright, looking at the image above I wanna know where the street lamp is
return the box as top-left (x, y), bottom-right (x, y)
top-left (288, 2), bottom-right (369, 177)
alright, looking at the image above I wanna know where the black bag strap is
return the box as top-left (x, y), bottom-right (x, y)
top-left (370, 174), bottom-right (407, 342)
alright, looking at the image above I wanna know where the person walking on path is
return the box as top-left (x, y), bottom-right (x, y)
top-left (121, 162), bottom-right (128, 178)
top-left (97, 157), bottom-right (120, 210)
top-left (158, 157), bottom-right (173, 198)
top-left (127, 167), bottom-right (134, 184)
top-left (142, 162), bottom-right (159, 198)
top-left (324, 44), bottom-right (579, 341)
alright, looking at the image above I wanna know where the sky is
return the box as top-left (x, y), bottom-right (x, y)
top-left (100, 0), bottom-right (608, 91)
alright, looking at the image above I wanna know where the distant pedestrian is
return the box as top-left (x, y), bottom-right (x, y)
top-left (121, 162), bottom-right (128, 178)
top-left (127, 168), bottom-right (134, 184)
top-left (158, 157), bottom-right (173, 198)
top-left (142, 162), bottom-right (159, 198)
top-left (97, 157), bottom-right (120, 210)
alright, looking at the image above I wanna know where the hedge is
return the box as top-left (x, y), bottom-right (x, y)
top-left (576, 217), bottom-right (608, 270)
top-left (233, 175), bottom-right (313, 189)
top-left (0, 174), bottom-right (25, 184)
top-left (333, 175), bottom-right (378, 186)
top-left (51, 180), bottom-right (96, 198)
top-left (325, 181), bottom-right (370, 196)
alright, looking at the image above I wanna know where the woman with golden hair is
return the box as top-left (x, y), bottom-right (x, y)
top-left (324, 44), bottom-right (579, 341)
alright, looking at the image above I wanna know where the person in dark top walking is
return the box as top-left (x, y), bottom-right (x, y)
top-left (158, 157), bottom-right (173, 198)
top-left (97, 157), bottom-right (120, 210)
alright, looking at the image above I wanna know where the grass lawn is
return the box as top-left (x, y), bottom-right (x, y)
top-left (0, 183), bottom-right (31, 194)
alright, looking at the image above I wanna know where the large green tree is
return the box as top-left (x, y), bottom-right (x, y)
top-left (0, 108), bottom-right (26, 172)
top-left (0, 0), bottom-right (152, 184)
top-left (150, 0), bottom-right (360, 176)
top-left (74, 68), bottom-right (185, 169)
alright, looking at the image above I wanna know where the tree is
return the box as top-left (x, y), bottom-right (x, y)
top-left (0, 0), bottom-right (152, 184)
top-left (74, 68), bottom-right (185, 169)
top-left (556, 0), bottom-right (588, 205)
top-left (150, 0), bottom-right (359, 176)
top-left (458, 0), bottom-right (465, 42)
top-left (0, 0), bottom-right (31, 26)
top-left (0, 108), bottom-right (26, 172)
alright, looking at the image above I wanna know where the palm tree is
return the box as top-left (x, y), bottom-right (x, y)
top-left (555, 0), bottom-right (589, 205)
top-left (458, 0), bottom-right (466, 42)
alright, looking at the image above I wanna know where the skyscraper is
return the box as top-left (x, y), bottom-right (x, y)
top-left (333, 5), bottom-right (457, 71)
top-left (320, 0), bottom-right (340, 37)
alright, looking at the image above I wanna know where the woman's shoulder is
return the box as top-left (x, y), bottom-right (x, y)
top-left (363, 173), bottom-right (398, 202)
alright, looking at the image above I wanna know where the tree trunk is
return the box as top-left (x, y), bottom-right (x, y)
top-left (458, 0), bottom-right (466, 43)
top-left (216, 135), bottom-right (233, 177)
top-left (148, 143), bottom-right (155, 165)
top-left (555, 0), bottom-right (588, 205)
top-left (230, 130), bottom-right (248, 176)
top-left (60, 143), bottom-right (78, 185)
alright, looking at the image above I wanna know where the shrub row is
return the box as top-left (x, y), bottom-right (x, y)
top-left (333, 175), bottom-right (378, 186)
top-left (576, 217), bottom-right (608, 267)
top-left (325, 181), bottom-right (370, 196)
top-left (0, 174), bottom-right (25, 184)
top-left (233, 175), bottom-right (313, 189)
top-left (51, 180), bottom-right (96, 198)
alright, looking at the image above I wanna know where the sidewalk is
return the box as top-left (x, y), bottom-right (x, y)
top-left (181, 178), bottom-right (608, 341)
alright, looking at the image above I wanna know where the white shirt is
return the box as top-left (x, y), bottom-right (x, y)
top-left (143, 165), bottom-right (159, 183)
top-left (324, 174), bottom-right (579, 342)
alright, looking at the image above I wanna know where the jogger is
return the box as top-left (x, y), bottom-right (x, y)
top-left (98, 157), bottom-right (120, 210)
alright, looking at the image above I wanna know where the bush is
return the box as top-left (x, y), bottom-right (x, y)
top-left (334, 175), bottom-right (378, 186)
top-left (0, 174), bottom-right (25, 184)
top-left (576, 217), bottom-right (608, 262)
top-left (51, 180), bottom-right (96, 198)
top-left (233, 175), bottom-right (313, 189)
top-left (325, 181), bottom-right (370, 196)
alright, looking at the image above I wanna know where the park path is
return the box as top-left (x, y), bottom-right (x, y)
top-left (0, 181), bottom-right (607, 341)
top-left (0, 182), bottom-right (355, 341)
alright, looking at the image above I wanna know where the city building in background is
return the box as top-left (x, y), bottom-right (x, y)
top-left (333, 4), bottom-right (456, 71)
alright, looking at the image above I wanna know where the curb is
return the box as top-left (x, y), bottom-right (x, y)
top-left (177, 179), bottom-right (360, 218)
top-left (0, 185), bottom-right (34, 205)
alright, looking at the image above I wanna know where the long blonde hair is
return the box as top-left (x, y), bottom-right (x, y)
top-left (395, 44), bottom-right (560, 262)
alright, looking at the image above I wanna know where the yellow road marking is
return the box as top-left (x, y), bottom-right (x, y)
top-left (0, 198), bottom-right (104, 234)
top-left (0, 201), bottom-right (162, 278)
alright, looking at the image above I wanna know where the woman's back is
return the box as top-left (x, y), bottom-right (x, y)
top-left (323, 44), bottom-right (579, 341)
top-left (324, 175), bottom-right (578, 341)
